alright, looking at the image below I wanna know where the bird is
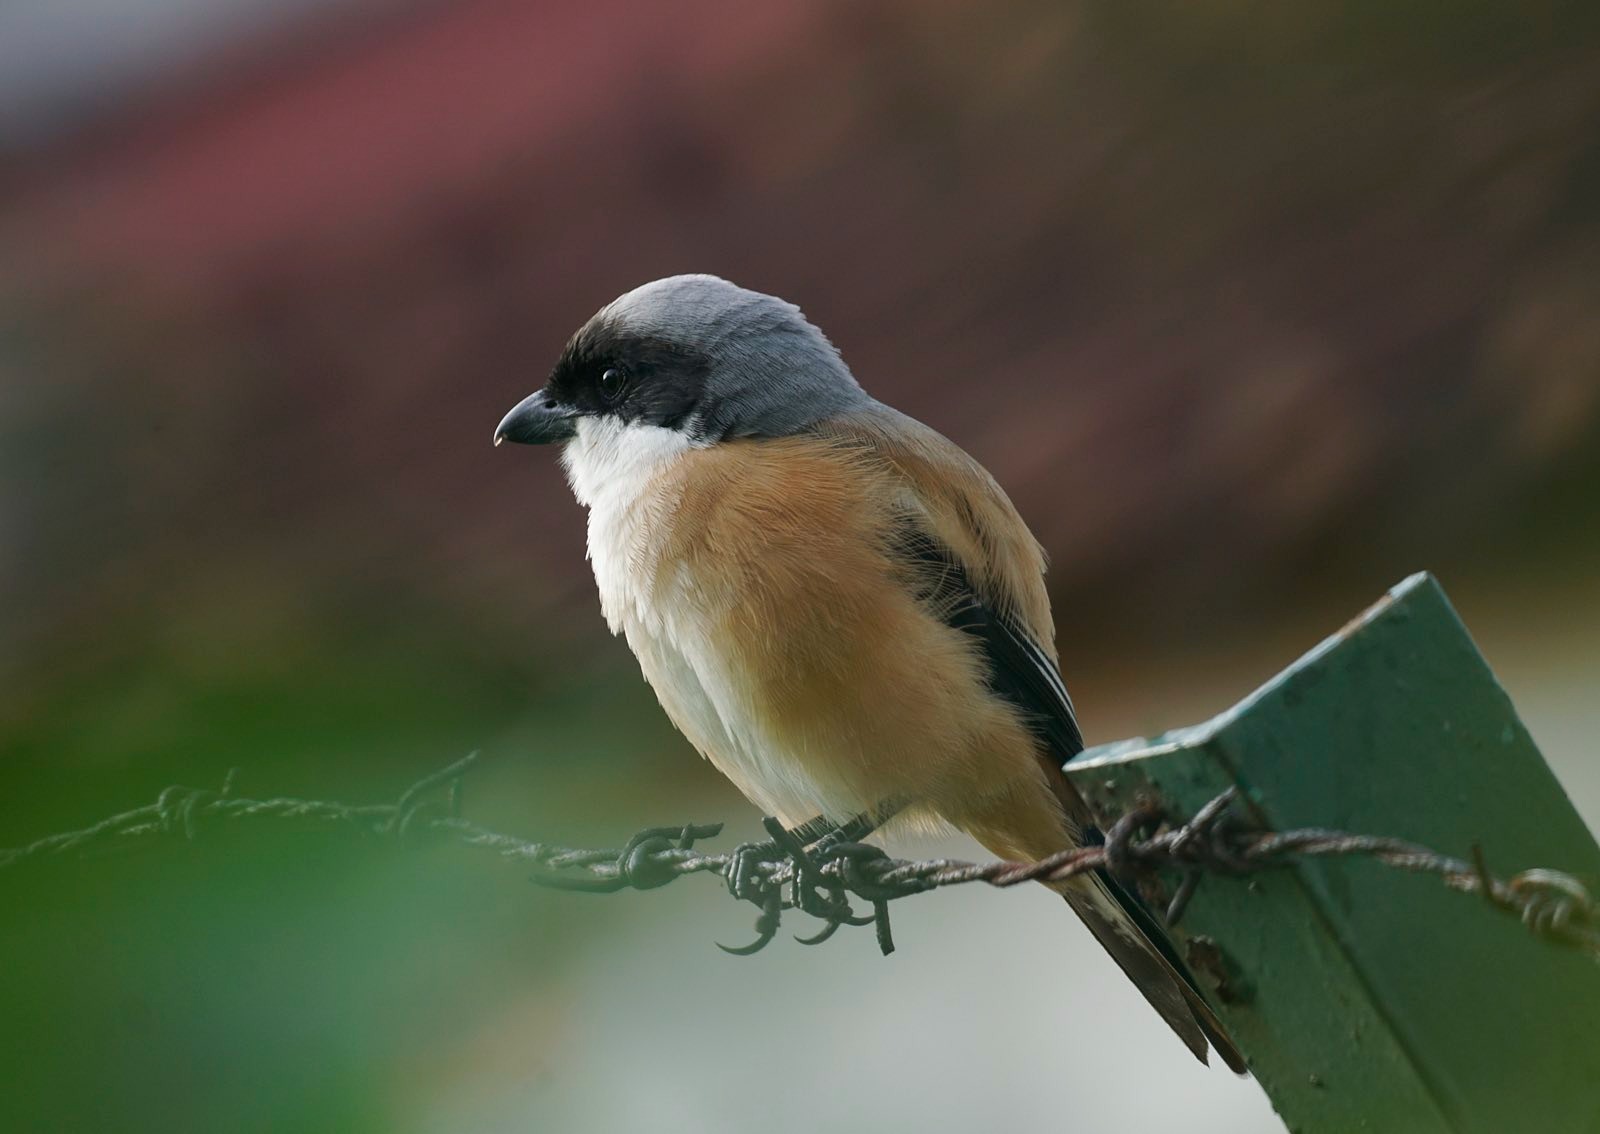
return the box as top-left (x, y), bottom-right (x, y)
top-left (495, 274), bottom-right (1245, 1073)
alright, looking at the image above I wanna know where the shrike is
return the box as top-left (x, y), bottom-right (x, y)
top-left (496, 274), bottom-right (1244, 1072)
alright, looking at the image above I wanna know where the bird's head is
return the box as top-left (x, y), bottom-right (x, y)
top-left (494, 275), bottom-right (868, 452)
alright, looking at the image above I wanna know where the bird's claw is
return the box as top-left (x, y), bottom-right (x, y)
top-left (717, 886), bottom-right (783, 955)
top-left (793, 919), bottom-right (842, 946)
top-left (717, 817), bottom-right (903, 956)
top-left (716, 830), bottom-right (794, 954)
top-left (809, 840), bottom-right (898, 954)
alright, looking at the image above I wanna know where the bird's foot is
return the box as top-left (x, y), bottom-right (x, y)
top-left (722, 828), bottom-right (791, 906)
top-left (717, 820), bottom-right (801, 955)
top-left (718, 811), bottom-right (900, 956)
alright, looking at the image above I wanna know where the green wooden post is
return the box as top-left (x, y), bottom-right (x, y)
top-left (1065, 572), bottom-right (1600, 1132)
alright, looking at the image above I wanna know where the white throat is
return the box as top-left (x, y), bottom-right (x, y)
top-left (560, 417), bottom-right (695, 509)
top-left (560, 416), bottom-right (698, 633)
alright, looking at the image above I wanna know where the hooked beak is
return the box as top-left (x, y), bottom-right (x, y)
top-left (494, 388), bottom-right (578, 446)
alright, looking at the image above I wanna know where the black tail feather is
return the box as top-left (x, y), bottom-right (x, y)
top-left (1076, 826), bottom-right (1248, 1075)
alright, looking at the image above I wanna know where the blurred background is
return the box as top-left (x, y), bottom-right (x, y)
top-left (3, 1), bottom-right (1599, 1130)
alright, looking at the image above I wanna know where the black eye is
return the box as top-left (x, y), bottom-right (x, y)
top-left (598, 367), bottom-right (626, 401)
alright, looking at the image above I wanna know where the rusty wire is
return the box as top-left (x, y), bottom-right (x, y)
top-left (2, 752), bottom-right (1596, 960)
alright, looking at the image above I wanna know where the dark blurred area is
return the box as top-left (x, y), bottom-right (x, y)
top-left (3, 2), bottom-right (1598, 1131)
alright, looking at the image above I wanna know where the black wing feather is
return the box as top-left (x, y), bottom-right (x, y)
top-left (891, 521), bottom-right (1247, 1073)
top-left (889, 523), bottom-right (1083, 758)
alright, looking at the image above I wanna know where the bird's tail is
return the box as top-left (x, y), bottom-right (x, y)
top-left (1054, 871), bottom-right (1247, 1074)
top-left (957, 772), bottom-right (1246, 1073)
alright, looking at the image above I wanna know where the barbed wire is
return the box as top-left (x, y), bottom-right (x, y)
top-left (3, 752), bottom-right (1596, 961)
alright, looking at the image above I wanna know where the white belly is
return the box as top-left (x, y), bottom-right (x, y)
top-left (562, 418), bottom-right (849, 822)
top-left (621, 616), bottom-right (849, 820)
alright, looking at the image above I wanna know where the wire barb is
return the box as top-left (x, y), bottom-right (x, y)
top-left (3, 758), bottom-right (1597, 963)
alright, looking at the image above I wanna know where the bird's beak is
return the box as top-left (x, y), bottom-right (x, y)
top-left (494, 388), bottom-right (578, 446)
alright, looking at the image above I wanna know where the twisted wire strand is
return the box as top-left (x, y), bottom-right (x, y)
top-left (2, 753), bottom-right (1595, 959)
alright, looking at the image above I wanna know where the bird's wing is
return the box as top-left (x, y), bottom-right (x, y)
top-left (819, 406), bottom-right (1247, 1075)
top-left (815, 405), bottom-right (1081, 759)
top-left (885, 521), bottom-right (1083, 758)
